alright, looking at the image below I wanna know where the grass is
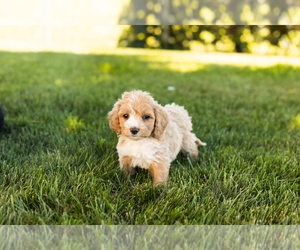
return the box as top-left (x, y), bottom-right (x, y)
top-left (0, 49), bottom-right (300, 225)
top-left (1, 226), bottom-right (299, 249)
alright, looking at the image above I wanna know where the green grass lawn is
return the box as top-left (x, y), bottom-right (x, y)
top-left (0, 49), bottom-right (300, 225)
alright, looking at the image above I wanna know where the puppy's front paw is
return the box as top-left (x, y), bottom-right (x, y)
top-left (149, 161), bottom-right (169, 187)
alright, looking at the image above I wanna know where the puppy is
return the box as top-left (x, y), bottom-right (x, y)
top-left (108, 90), bottom-right (206, 186)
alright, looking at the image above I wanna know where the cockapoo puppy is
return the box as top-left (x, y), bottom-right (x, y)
top-left (108, 90), bottom-right (206, 186)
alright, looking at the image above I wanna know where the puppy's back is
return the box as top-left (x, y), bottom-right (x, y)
top-left (164, 103), bottom-right (193, 132)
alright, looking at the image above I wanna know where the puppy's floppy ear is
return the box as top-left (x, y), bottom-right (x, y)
top-left (152, 105), bottom-right (169, 139)
top-left (108, 101), bottom-right (122, 135)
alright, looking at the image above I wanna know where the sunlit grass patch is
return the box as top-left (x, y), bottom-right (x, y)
top-left (65, 116), bottom-right (84, 132)
top-left (101, 48), bottom-right (300, 67)
top-left (148, 62), bottom-right (205, 72)
top-left (101, 63), bottom-right (113, 73)
top-left (55, 79), bottom-right (63, 86)
top-left (291, 114), bottom-right (300, 130)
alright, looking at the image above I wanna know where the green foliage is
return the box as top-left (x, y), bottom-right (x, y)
top-left (119, 25), bottom-right (300, 55)
top-left (0, 50), bottom-right (300, 225)
top-left (119, 0), bottom-right (298, 25)
top-left (118, 0), bottom-right (300, 54)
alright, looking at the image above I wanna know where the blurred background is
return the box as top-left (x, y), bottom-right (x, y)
top-left (0, 0), bottom-right (300, 56)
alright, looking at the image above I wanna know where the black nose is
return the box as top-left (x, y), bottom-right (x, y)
top-left (130, 127), bottom-right (139, 135)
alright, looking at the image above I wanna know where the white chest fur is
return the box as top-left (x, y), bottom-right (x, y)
top-left (117, 136), bottom-right (161, 169)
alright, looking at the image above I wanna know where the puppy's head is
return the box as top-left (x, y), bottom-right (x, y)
top-left (108, 91), bottom-right (169, 140)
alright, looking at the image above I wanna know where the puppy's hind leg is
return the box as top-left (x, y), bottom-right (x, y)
top-left (181, 133), bottom-right (206, 161)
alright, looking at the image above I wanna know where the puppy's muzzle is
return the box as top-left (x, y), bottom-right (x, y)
top-left (130, 127), bottom-right (139, 135)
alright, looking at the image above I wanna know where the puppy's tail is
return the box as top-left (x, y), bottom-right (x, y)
top-left (196, 138), bottom-right (206, 146)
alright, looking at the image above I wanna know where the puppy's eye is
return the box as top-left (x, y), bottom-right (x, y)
top-left (143, 115), bottom-right (150, 120)
top-left (123, 114), bottom-right (129, 119)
